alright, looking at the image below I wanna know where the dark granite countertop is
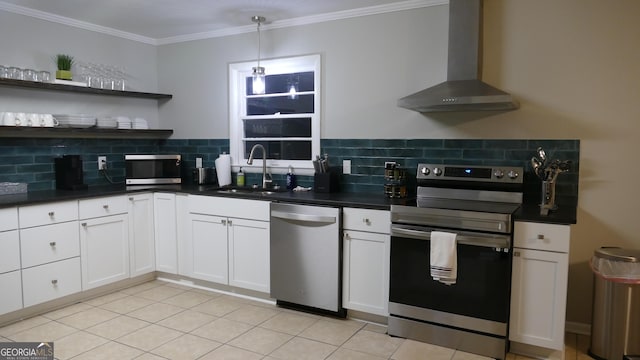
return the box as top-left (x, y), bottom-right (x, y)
top-left (0, 184), bottom-right (576, 224)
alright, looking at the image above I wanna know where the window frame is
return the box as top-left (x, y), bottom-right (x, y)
top-left (229, 54), bottom-right (321, 175)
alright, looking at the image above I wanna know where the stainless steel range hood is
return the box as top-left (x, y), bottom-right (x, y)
top-left (397, 0), bottom-right (518, 112)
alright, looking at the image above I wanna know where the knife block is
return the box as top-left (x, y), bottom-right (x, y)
top-left (314, 171), bottom-right (339, 193)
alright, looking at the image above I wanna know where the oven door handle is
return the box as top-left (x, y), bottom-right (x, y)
top-left (391, 225), bottom-right (511, 249)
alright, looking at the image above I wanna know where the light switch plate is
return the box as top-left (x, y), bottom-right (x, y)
top-left (343, 159), bottom-right (351, 174)
top-left (196, 157), bottom-right (203, 168)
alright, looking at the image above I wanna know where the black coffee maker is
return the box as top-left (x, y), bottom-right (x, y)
top-left (55, 155), bottom-right (88, 190)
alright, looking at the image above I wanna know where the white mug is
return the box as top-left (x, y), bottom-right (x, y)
top-left (41, 114), bottom-right (58, 127)
top-left (28, 113), bottom-right (41, 127)
top-left (15, 112), bottom-right (28, 126)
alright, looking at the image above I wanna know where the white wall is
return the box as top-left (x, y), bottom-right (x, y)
top-left (0, 11), bottom-right (160, 126)
top-left (157, 6), bottom-right (449, 138)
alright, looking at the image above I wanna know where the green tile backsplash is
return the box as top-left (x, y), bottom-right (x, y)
top-left (0, 138), bottom-right (579, 199)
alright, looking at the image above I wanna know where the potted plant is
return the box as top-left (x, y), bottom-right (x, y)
top-left (55, 54), bottom-right (74, 80)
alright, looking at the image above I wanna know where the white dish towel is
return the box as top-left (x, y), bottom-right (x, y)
top-left (430, 231), bottom-right (458, 285)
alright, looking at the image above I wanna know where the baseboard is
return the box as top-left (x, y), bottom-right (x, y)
top-left (565, 321), bottom-right (591, 336)
top-left (510, 341), bottom-right (564, 360)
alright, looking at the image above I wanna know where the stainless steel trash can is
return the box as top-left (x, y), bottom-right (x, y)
top-left (589, 248), bottom-right (640, 360)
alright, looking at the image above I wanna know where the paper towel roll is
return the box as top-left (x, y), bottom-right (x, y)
top-left (215, 153), bottom-right (232, 186)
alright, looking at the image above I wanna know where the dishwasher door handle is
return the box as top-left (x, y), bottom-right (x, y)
top-left (271, 210), bottom-right (336, 224)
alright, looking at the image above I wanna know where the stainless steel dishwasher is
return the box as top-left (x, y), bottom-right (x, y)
top-left (270, 202), bottom-right (344, 317)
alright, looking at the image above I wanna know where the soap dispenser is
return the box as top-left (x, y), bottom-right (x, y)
top-left (237, 167), bottom-right (245, 186)
top-left (286, 165), bottom-right (297, 190)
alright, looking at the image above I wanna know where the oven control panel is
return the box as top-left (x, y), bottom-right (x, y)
top-left (416, 163), bottom-right (523, 183)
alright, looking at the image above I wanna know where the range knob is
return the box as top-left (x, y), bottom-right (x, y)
top-left (493, 170), bottom-right (504, 179)
top-left (433, 167), bottom-right (443, 176)
top-left (507, 170), bottom-right (519, 179)
top-left (420, 167), bottom-right (430, 175)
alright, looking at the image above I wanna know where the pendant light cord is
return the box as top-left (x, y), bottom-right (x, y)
top-left (257, 20), bottom-right (261, 69)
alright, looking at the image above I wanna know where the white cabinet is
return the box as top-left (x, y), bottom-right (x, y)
top-left (154, 192), bottom-right (178, 274)
top-left (228, 218), bottom-right (270, 293)
top-left (79, 196), bottom-right (129, 290)
top-left (20, 221), bottom-right (80, 268)
top-left (22, 258), bottom-right (81, 308)
top-left (128, 193), bottom-right (155, 276)
top-left (342, 207), bottom-right (390, 316)
top-left (510, 221), bottom-right (570, 352)
top-left (0, 271), bottom-right (23, 314)
top-left (185, 213), bottom-right (228, 283)
top-left (186, 195), bottom-right (270, 292)
top-left (17, 201), bottom-right (82, 308)
top-left (0, 207), bottom-right (21, 315)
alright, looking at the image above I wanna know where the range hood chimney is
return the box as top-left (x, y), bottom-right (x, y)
top-left (397, 0), bottom-right (518, 112)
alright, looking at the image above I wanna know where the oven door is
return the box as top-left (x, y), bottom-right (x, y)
top-left (389, 223), bottom-right (512, 335)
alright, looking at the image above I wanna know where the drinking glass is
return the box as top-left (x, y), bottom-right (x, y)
top-left (39, 71), bottom-right (51, 82)
top-left (8, 67), bottom-right (23, 80)
top-left (23, 69), bottom-right (37, 81)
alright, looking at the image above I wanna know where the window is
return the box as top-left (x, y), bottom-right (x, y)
top-left (229, 54), bottom-right (321, 174)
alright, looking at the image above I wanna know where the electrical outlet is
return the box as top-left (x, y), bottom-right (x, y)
top-left (343, 159), bottom-right (352, 174)
top-left (98, 156), bottom-right (107, 170)
top-left (196, 157), bottom-right (203, 168)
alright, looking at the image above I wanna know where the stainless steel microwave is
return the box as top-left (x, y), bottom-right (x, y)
top-left (125, 154), bottom-right (182, 185)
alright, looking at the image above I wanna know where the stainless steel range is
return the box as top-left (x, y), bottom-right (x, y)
top-left (389, 163), bottom-right (523, 360)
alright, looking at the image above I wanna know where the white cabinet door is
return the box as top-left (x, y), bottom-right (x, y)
top-left (343, 230), bottom-right (390, 316)
top-left (228, 218), bottom-right (270, 293)
top-left (128, 193), bottom-right (155, 277)
top-left (80, 214), bottom-right (129, 290)
top-left (0, 230), bottom-right (20, 274)
top-left (509, 247), bottom-right (569, 350)
top-left (154, 193), bottom-right (177, 274)
top-left (186, 213), bottom-right (228, 284)
top-left (22, 257), bottom-right (81, 308)
top-left (0, 271), bottom-right (22, 314)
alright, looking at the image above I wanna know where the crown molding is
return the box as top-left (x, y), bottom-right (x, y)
top-left (0, 1), bottom-right (157, 45)
top-left (156, 0), bottom-right (448, 45)
top-left (0, 0), bottom-right (448, 46)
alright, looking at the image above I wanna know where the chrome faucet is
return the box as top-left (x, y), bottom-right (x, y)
top-left (247, 144), bottom-right (272, 189)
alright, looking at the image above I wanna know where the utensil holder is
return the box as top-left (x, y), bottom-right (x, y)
top-left (540, 180), bottom-right (557, 215)
top-left (314, 171), bottom-right (339, 193)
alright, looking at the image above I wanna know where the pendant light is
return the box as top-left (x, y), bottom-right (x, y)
top-left (251, 15), bottom-right (266, 95)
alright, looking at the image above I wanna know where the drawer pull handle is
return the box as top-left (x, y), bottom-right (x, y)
top-left (228, 220), bottom-right (233, 226)
top-left (48, 211), bottom-right (54, 217)
top-left (514, 251), bottom-right (520, 257)
top-left (49, 242), bottom-right (56, 247)
top-left (51, 279), bottom-right (58, 285)
top-left (537, 234), bottom-right (545, 240)
top-left (363, 218), bottom-right (371, 225)
top-left (221, 220), bottom-right (227, 225)
top-left (81, 222), bottom-right (87, 227)
top-left (129, 197), bottom-right (134, 201)
top-left (103, 205), bottom-right (109, 209)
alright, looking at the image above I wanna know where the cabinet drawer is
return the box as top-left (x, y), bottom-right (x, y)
top-left (0, 271), bottom-right (23, 315)
top-left (343, 208), bottom-right (390, 234)
top-left (0, 230), bottom-right (20, 273)
top-left (0, 207), bottom-right (18, 232)
top-left (22, 257), bottom-right (81, 308)
top-left (20, 222), bottom-right (80, 268)
top-left (79, 196), bottom-right (128, 219)
top-left (514, 221), bottom-right (570, 253)
top-left (19, 200), bottom-right (78, 228)
top-left (189, 195), bottom-right (270, 221)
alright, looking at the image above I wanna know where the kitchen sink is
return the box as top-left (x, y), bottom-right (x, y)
top-left (214, 186), bottom-right (286, 196)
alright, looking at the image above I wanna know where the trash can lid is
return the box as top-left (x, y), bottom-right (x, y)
top-left (594, 247), bottom-right (640, 262)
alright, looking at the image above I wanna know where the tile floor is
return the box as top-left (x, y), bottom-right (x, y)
top-left (0, 280), bottom-right (592, 360)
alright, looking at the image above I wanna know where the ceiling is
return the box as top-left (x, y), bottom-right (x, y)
top-left (0, 0), bottom-right (445, 44)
